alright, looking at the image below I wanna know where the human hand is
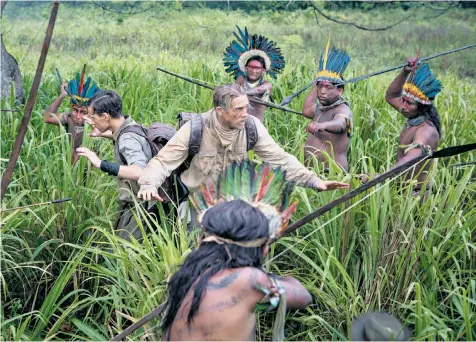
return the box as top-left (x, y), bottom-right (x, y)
top-left (60, 81), bottom-right (69, 97)
top-left (89, 127), bottom-right (102, 137)
top-left (359, 174), bottom-right (370, 183)
top-left (137, 188), bottom-right (164, 202)
top-left (306, 122), bottom-right (326, 135)
top-left (314, 179), bottom-right (349, 191)
top-left (404, 56), bottom-right (419, 73)
top-left (76, 147), bottom-right (101, 168)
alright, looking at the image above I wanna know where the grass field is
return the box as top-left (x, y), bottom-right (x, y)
top-left (1, 2), bottom-right (475, 340)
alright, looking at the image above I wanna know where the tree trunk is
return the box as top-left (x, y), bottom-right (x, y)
top-left (1, 0), bottom-right (25, 104)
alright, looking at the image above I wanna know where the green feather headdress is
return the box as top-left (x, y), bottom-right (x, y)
top-left (190, 161), bottom-right (298, 242)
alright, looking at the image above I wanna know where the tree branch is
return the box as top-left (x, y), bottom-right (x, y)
top-left (92, 1), bottom-right (156, 16)
top-left (308, 0), bottom-right (418, 31)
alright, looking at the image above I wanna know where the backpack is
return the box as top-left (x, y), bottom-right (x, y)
top-left (115, 122), bottom-right (182, 203)
top-left (176, 112), bottom-right (258, 165)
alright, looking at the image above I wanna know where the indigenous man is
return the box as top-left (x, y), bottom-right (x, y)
top-left (43, 66), bottom-right (100, 164)
top-left (377, 57), bottom-right (441, 195)
top-left (76, 90), bottom-right (159, 241)
top-left (224, 26), bottom-right (285, 122)
top-left (162, 162), bottom-right (312, 341)
top-left (137, 84), bottom-right (348, 205)
top-left (302, 38), bottom-right (353, 172)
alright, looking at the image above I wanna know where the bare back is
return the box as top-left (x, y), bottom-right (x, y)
top-left (397, 121), bottom-right (439, 190)
top-left (304, 103), bottom-right (352, 171)
top-left (166, 268), bottom-right (269, 341)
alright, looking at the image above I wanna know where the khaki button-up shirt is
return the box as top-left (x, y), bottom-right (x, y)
top-left (138, 109), bottom-right (319, 193)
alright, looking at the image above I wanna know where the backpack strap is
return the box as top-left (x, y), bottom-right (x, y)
top-left (187, 114), bottom-right (203, 163)
top-left (115, 125), bottom-right (152, 165)
top-left (245, 116), bottom-right (258, 151)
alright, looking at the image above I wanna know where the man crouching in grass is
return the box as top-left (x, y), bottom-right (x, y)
top-left (161, 196), bottom-right (311, 340)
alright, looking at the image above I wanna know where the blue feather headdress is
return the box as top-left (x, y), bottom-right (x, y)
top-left (403, 62), bottom-right (442, 105)
top-left (62, 65), bottom-right (100, 107)
top-left (223, 26), bottom-right (285, 80)
top-left (315, 36), bottom-right (350, 84)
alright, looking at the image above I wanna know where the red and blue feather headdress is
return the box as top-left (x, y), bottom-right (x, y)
top-left (223, 26), bottom-right (285, 80)
top-left (403, 62), bottom-right (442, 105)
top-left (58, 64), bottom-right (100, 107)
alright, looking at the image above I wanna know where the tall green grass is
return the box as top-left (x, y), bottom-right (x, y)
top-left (1, 4), bottom-right (475, 341)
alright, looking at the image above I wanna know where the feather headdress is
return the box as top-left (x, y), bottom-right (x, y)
top-left (190, 161), bottom-right (298, 244)
top-left (402, 62), bottom-right (442, 105)
top-left (66, 64), bottom-right (100, 106)
top-left (315, 36), bottom-right (350, 84)
top-left (223, 26), bottom-right (285, 80)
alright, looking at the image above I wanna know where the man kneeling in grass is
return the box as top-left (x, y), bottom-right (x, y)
top-left (161, 162), bottom-right (312, 341)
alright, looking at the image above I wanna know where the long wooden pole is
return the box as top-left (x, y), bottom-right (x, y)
top-left (1, 1), bottom-right (59, 202)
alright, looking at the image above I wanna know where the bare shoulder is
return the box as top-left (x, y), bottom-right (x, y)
top-left (235, 75), bottom-right (246, 85)
top-left (335, 102), bottom-right (353, 117)
top-left (262, 80), bottom-right (272, 89)
top-left (242, 267), bottom-right (273, 289)
top-left (415, 122), bottom-right (439, 144)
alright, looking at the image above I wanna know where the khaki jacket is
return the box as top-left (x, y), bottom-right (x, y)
top-left (138, 109), bottom-right (319, 193)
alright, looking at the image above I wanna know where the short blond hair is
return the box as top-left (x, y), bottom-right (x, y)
top-left (213, 84), bottom-right (246, 111)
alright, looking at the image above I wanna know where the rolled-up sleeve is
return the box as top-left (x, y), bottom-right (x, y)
top-left (252, 118), bottom-right (320, 188)
top-left (138, 122), bottom-right (191, 191)
top-left (118, 133), bottom-right (149, 168)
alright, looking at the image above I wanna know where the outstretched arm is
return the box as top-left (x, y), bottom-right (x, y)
top-left (44, 81), bottom-right (68, 125)
top-left (253, 118), bottom-right (349, 191)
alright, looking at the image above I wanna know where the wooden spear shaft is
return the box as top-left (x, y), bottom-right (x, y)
top-left (1, 1), bottom-right (59, 202)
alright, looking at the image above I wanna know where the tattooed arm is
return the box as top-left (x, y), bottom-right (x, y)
top-left (249, 268), bottom-right (312, 310)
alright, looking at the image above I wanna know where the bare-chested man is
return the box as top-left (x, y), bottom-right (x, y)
top-left (302, 41), bottom-right (352, 171)
top-left (382, 57), bottom-right (441, 194)
top-left (161, 162), bottom-right (312, 341)
top-left (43, 67), bottom-right (100, 164)
top-left (224, 25), bottom-right (285, 122)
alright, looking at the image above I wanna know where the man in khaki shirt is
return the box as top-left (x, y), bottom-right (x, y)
top-left (138, 84), bottom-right (348, 202)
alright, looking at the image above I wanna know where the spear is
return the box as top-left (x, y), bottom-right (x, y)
top-left (279, 43), bottom-right (476, 106)
top-left (156, 66), bottom-right (304, 116)
top-left (109, 142), bottom-right (476, 341)
top-left (1, 1), bottom-right (59, 202)
top-left (1, 198), bottom-right (72, 212)
top-left (269, 142), bottom-right (476, 242)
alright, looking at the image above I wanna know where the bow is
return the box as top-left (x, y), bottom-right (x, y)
top-left (109, 142), bottom-right (476, 341)
top-left (1, 198), bottom-right (72, 212)
top-left (156, 66), bottom-right (304, 116)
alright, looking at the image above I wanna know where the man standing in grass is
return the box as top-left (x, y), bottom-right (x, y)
top-left (161, 162), bottom-right (312, 341)
top-left (302, 38), bottom-right (353, 172)
top-left (43, 67), bottom-right (100, 164)
top-left (224, 26), bottom-right (285, 122)
top-left (380, 57), bottom-right (441, 195)
top-left (76, 90), bottom-right (159, 241)
top-left (138, 84), bottom-right (348, 207)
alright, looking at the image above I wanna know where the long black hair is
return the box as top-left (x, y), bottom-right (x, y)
top-left (419, 103), bottom-right (441, 136)
top-left (161, 200), bottom-right (269, 334)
